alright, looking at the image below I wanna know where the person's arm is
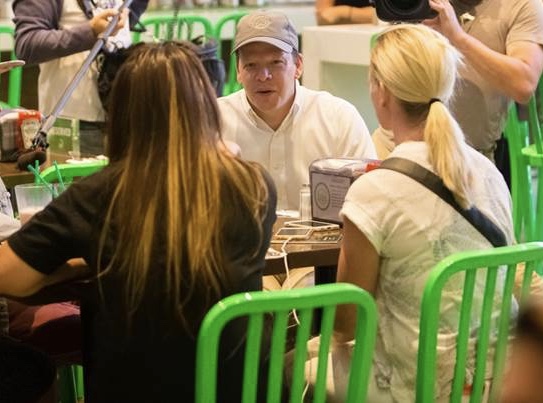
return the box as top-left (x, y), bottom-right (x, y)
top-left (316, 0), bottom-right (375, 25)
top-left (334, 217), bottom-right (380, 342)
top-left (424, 0), bottom-right (543, 104)
top-left (13, 0), bottom-right (127, 65)
top-left (0, 242), bottom-right (90, 297)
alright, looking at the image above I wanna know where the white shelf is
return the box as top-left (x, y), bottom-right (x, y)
top-left (302, 24), bottom-right (386, 132)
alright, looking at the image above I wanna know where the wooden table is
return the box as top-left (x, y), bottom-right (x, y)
top-left (264, 216), bottom-right (341, 277)
top-left (0, 151), bottom-right (71, 189)
top-left (0, 160), bottom-right (35, 189)
top-left (265, 216), bottom-right (341, 333)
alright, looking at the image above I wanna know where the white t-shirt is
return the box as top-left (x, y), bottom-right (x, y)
top-left (341, 141), bottom-right (514, 402)
top-left (218, 83), bottom-right (377, 210)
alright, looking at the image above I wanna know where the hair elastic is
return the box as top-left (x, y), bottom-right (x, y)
top-left (429, 98), bottom-right (441, 105)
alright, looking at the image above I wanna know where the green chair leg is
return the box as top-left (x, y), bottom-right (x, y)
top-left (58, 366), bottom-right (77, 403)
top-left (75, 365), bottom-right (85, 401)
top-left (58, 365), bottom-right (84, 403)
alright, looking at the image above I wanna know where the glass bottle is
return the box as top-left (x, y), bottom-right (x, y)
top-left (299, 184), bottom-right (311, 221)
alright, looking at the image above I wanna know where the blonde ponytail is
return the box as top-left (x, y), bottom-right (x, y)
top-left (424, 100), bottom-right (473, 208)
top-left (370, 24), bottom-right (474, 208)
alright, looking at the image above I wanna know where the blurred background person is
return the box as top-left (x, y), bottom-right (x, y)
top-left (315, 0), bottom-right (376, 25)
top-left (501, 301), bottom-right (543, 403)
top-left (0, 41), bottom-right (276, 402)
top-left (13, 0), bottom-right (149, 156)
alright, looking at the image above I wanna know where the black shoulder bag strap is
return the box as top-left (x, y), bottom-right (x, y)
top-left (379, 157), bottom-right (507, 247)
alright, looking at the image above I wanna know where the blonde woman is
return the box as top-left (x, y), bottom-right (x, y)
top-left (0, 42), bottom-right (276, 402)
top-left (334, 24), bottom-right (513, 401)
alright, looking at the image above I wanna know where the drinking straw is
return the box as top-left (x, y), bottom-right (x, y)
top-left (53, 161), bottom-right (66, 193)
top-left (34, 159), bottom-right (40, 184)
top-left (26, 164), bottom-right (58, 198)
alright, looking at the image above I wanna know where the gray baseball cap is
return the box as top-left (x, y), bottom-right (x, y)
top-left (232, 10), bottom-right (299, 54)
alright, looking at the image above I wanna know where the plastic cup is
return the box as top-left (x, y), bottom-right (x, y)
top-left (14, 184), bottom-right (54, 225)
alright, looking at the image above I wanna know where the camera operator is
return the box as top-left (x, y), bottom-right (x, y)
top-left (373, 0), bottom-right (543, 185)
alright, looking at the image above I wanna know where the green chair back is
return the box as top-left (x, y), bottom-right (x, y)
top-left (132, 15), bottom-right (214, 43)
top-left (39, 159), bottom-right (108, 184)
top-left (528, 94), bottom-right (543, 156)
top-left (195, 283), bottom-right (378, 403)
top-left (504, 102), bottom-right (532, 242)
top-left (415, 242), bottom-right (543, 403)
top-left (505, 86), bottom-right (543, 243)
top-left (213, 12), bottom-right (247, 96)
top-left (0, 26), bottom-right (22, 109)
top-left (522, 95), bottom-right (543, 242)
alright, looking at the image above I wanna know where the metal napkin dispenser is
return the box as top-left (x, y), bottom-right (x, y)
top-left (309, 158), bottom-right (381, 224)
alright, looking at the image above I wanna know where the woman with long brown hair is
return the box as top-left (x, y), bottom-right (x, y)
top-left (0, 41), bottom-right (276, 402)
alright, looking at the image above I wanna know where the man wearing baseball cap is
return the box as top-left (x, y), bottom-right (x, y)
top-left (218, 10), bottom-right (376, 212)
top-left (218, 10), bottom-right (376, 291)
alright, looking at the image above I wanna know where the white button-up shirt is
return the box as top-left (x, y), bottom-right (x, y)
top-left (218, 83), bottom-right (377, 210)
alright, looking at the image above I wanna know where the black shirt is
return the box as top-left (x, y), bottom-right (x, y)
top-left (8, 163), bottom-right (277, 402)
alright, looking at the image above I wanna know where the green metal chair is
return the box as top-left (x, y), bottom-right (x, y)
top-left (213, 12), bottom-right (246, 96)
top-left (132, 15), bottom-right (214, 43)
top-left (505, 86), bottom-right (543, 243)
top-left (521, 95), bottom-right (543, 242)
top-left (504, 102), bottom-right (532, 242)
top-left (415, 242), bottom-right (543, 403)
top-left (0, 26), bottom-right (23, 109)
top-left (195, 283), bottom-right (378, 403)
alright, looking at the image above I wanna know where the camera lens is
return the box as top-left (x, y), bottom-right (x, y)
top-left (390, 0), bottom-right (422, 11)
top-left (374, 0), bottom-right (437, 21)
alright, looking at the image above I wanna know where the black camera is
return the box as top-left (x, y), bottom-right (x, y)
top-left (371, 0), bottom-right (437, 22)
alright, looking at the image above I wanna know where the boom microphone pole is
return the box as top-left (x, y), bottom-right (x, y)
top-left (16, 0), bottom-right (134, 170)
